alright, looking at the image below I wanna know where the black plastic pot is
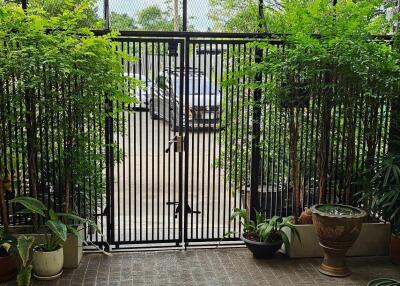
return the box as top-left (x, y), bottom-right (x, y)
top-left (0, 254), bottom-right (17, 282)
top-left (241, 234), bottom-right (283, 259)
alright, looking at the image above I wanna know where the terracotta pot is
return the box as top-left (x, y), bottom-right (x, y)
top-left (311, 204), bottom-right (366, 277)
top-left (390, 234), bottom-right (400, 264)
top-left (0, 255), bottom-right (17, 282)
top-left (299, 209), bottom-right (313, 224)
top-left (32, 246), bottom-right (63, 279)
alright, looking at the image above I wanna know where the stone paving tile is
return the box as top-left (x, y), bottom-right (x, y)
top-left (2, 248), bottom-right (400, 286)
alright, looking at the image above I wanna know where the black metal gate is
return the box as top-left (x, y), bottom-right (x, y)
top-left (108, 34), bottom-right (256, 248)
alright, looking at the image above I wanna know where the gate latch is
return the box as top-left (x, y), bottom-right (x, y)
top-left (165, 135), bottom-right (184, 153)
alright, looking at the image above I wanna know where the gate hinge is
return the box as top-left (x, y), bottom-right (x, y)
top-left (165, 135), bottom-right (184, 153)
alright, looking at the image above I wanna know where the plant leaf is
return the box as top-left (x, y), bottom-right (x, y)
top-left (46, 220), bottom-right (67, 242)
top-left (10, 196), bottom-right (47, 217)
top-left (17, 235), bottom-right (34, 267)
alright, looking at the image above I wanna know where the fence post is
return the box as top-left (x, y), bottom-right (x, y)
top-left (249, 0), bottom-right (265, 221)
top-left (104, 98), bottom-right (114, 250)
top-left (182, 0), bottom-right (187, 32)
top-left (104, 0), bottom-right (110, 30)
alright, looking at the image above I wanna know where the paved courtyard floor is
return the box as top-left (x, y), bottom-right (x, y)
top-left (3, 248), bottom-right (400, 286)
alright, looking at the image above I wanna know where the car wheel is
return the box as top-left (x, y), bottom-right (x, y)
top-left (149, 100), bottom-right (159, 120)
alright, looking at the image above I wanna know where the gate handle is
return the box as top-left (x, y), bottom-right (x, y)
top-left (165, 136), bottom-right (178, 153)
top-left (165, 135), bottom-right (184, 153)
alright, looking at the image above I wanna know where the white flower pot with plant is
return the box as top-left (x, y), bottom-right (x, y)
top-left (11, 196), bottom-right (106, 280)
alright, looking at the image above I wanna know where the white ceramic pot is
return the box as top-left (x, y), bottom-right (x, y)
top-left (32, 246), bottom-right (64, 278)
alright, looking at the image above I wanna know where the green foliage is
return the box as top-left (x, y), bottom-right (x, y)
top-left (219, 0), bottom-right (399, 210)
top-left (16, 235), bottom-right (34, 286)
top-left (11, 196), bottom-right (106, 251)
top-left (229, 208), bottom-right (299, 252)
top-left (28, 0), bottom-right (102, 29)
top-left (356, 155), bottom-right (400, 235)
top-left (0, 1), bottom-right (136, 220)
top-left (137, 5), bottom-right (174, 31)
top-left (208, 0), bottom-right (260, 32)
top-left (11, 196), bottom-right (47, 217)
top-left (110, 12), bottom-right (136, 30)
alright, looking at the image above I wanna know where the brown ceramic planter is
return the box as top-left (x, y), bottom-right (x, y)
top-left (311, 204), bottom-right (366, 277)
top-left (0, 255), bottom-right (17, 282)
top-left (390, 234), bottom-right (400, 264)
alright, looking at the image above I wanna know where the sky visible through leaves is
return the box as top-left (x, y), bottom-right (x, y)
top-left (96, 0), bottom-right (212, 31)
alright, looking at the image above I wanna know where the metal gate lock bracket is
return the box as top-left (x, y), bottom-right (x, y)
top-left (165, 135), bottom-right (184, 153)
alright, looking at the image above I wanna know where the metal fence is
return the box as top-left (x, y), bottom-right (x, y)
top-left (0, 29), bottom-right (393, 249)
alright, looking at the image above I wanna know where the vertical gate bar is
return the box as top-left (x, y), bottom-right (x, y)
top-left (167, 44), bottom-right (171, 240)
top-left (116, 44), bottom-right (121, 243)
top-left (105, 96), bottom-right (113, 248)
top-left (145, 42), bottom-right (149, 241)
top-left (228, 44), bottom-right (235, 231)
top-left (244, 47), bottom-right (252, 222)
top-left (223, 44), bottom-right (229, 235)
top-left (201, 42), bottom-right (206, 239)
top-left (238, 43), bottom-right (247, 232)
top-left (12, 77), bottom-right (22, 222)
top-left (249, 1), bottom-right (264, 219)
top-left (231, 44), bottom-right (240, 232)
top-left (218, 43), bottom-right (224, 238)
top-left (307, 91), bottom-right (316, 207)
top-left (151, 41), bottom-right (155, 241)
top-left (161, 41), bottom-right (166, 241)
top-left (121, 41), bottom-right (126, 242)
top-left (127, 41), bottom-right (132, 242)
top-left (196, 45), bottom-right (201, 239)
top-left (183, 38), bottom-right (190, 246)
top-left (173, 46), bottom-right (177, 241)
top-left (275, 105), bottom-right (282, 216)
top-left (207, 42), bottom-right (212, 239)
top-left (138, 42), bottom-right (143, 241)
top-left (303, 103), bottom-right (310, 210)
top-left (212, 43), bottom-right (218, 239)
top-left (333, 103), bottom-right (343, 202)
top-left (157, 41), bottom-right (161, 241)
top-left (179, 37), bottom-right (189, 248)
top-left (191, 42), bottom-right (196, 240)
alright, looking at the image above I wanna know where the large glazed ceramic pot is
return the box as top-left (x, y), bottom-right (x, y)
top-left (311, 204), bottom-right (366, 277)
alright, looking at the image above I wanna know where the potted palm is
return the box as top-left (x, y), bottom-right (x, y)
top-left (10, 196), bottom-right (104, 280)
top-left (229, 208), bottom-right (299, 258)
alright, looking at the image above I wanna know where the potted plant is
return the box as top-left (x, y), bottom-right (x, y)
top-left (10, 196), bottom-right (104, 280)
top-left (0, 227), bottom-right (17, 282)
top-left (16, 235), bottom-right (35, 286)
top-left (311, 204), bottom-right (366, 277)
top-left (359, 155), bottom-right (400, 265)
top-left (229, 208), bottom-right (299, 258)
